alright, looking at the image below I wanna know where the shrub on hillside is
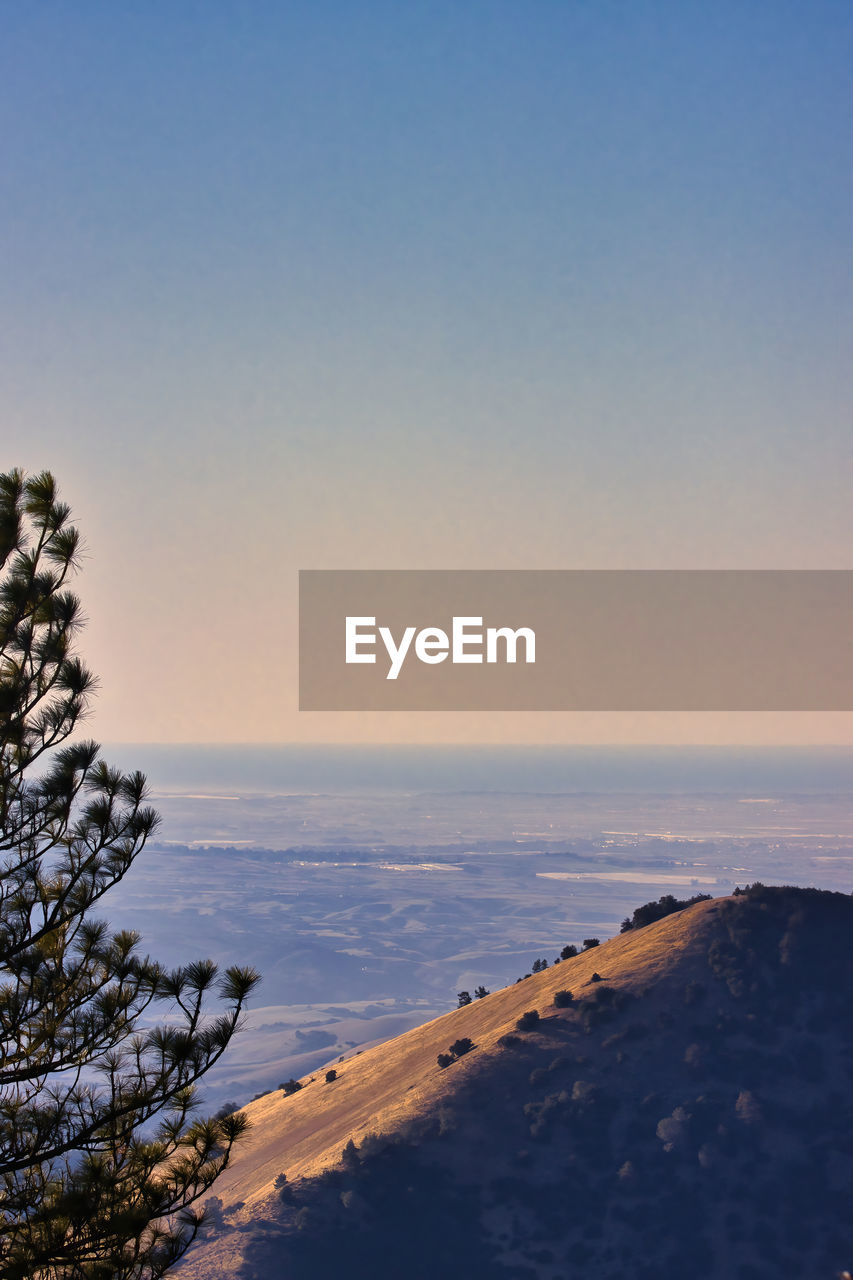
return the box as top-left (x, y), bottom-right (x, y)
top-left (735, 1090), bottom-right (762, 1126)
top-left (553, 989), bottom-right (574, 1008)
top-left (437, 1037), bottom-right (475, 1071)
top-left (203, 1196), bottom-right (225, 1232)
top-left (274, 1171), bottom-right (294, 1203)
top-left (341, 1139), bottom-right (359, 1168)
top-left (621, 893), bottom-right (712, 932)
top-left (525, 1089), bottom-right (570, 1139)
top-left (581, 983), bottom-right (627, 1030)
top-left (281, 1079), bottom-right (303, 1096)
top-left (656, 1105), bottom-right (691, 1151)
top-left (516, 1010), bottom-right (541, 1031)
top-left (498, 1034), bottom-right (522, 1049)
top-left (358, 1131), bottom-right (394, 1159)
top-left (325, 1069), bottom-right (338, 1083)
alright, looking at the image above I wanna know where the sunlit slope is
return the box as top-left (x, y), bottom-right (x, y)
top-left (188, 895), bottom-right (718, 1210)
top-left (179, 886), bottom-right (853, 1279)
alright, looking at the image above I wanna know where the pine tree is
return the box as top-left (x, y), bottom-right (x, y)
top-left (0, 470), bottom-right (260, 1278)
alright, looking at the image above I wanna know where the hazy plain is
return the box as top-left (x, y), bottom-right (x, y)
top-left (102, 762), bottom-right (853, 1111)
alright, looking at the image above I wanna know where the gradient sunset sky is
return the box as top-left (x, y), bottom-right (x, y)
top-left (3, 3), bottom-right (852, 744)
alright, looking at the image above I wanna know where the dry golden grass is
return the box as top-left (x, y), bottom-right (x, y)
top-left (186, 895), bottom-right (721, 1219)
top-left (173, 888), bottom-right (853, 1279)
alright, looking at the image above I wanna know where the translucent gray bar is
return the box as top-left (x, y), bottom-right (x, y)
top-left (299, 570), bottom-right (853, 711)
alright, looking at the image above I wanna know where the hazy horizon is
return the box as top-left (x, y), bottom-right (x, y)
top-left (99, 742), bottom-right (853, 798)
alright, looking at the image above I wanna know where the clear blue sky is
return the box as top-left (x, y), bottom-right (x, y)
top-left (3, 2), bottom-right (852, 742)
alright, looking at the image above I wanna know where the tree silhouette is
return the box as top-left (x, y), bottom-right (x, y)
top-left (0, 470), bottom-right (260, 1278)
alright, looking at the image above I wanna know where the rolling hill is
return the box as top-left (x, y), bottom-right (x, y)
top-left (177, 885), bottom-right (853, 1279)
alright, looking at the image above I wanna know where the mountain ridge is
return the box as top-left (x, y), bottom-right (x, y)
top-left (179, 885), bottom-right (853, 1279)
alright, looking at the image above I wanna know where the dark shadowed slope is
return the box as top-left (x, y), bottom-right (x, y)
top-left (179, 886), bottom-right (853, 1280)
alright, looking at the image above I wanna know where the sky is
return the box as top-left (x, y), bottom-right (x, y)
top-left (3, 2), bottom-right (852, 744)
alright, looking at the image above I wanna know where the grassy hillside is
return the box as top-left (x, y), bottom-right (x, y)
top-left (178, 885), bottom-right (853, 1279)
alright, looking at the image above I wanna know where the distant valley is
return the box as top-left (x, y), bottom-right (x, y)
top-left (105, 786), bottom-right (853, 1112)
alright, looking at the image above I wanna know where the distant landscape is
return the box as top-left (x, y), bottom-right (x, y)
top-left (102, 747), bottom-right (853, 1113)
